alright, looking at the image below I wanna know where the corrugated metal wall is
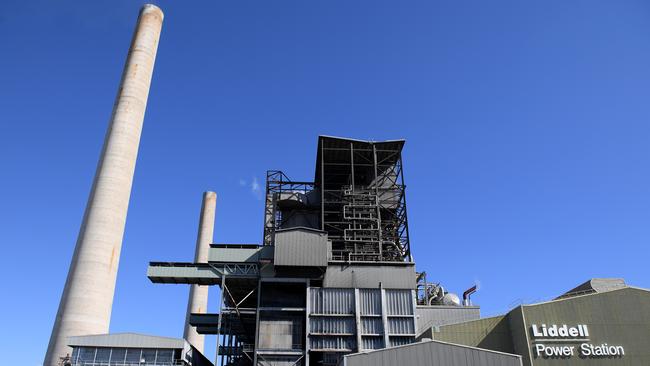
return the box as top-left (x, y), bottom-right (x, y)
top-left (359, 289), bottom-right (381, 315)
top-left (361, 318), bottom-right (383, 335)
top-left (310, 317), bottom-right (355, 334)
top-left (274, 229), bottom-right (329, 267)
top-left (385, 290), bottom-right (413, 315)
top-left (310, 288), bottom-right (355, 314)
top-left (387, 318), bottom-right (415, 335)
top-left (415, 306), bottom-right (480, 336)
top-left (343, 340), bottom-right (522, 366)
top-left (308, 288), bottom-right (416, 353)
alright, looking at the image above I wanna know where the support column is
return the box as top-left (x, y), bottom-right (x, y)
top-left (44, 5), bottom-right (164, 366)
top-left (354, 289), bottom-right (363, 352)
top-left (380, 288), bottom-right (390, 348)
top-left (184, 191), bottom-right (217, 353)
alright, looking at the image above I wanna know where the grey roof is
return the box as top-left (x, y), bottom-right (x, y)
top-left (67, 333), bottom-right (186, 349)
top-left (556, 278), bottom-right (627, 299)
top-left (343, 339), bottom-right (522, 366)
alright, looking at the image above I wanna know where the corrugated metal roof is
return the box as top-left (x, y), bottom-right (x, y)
top-left (67, 333), bottom-right (185, 349)
top-left (343, 339), bottom-right (522, 366)
top-left (556, 278), bottom-right (627, 299)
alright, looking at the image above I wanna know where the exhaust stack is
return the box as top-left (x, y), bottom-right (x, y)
top-left (184, 191), bottom-right (217, 353)
top-left (44, 5), bottom-right (164, 365)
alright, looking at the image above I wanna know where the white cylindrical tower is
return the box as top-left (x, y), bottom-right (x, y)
top-left (183, 191), bottom-right (217, 353)
top-left (44, 5), bottom-right (164, 366)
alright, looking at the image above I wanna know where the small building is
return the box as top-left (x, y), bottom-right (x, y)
top-left (63, 333), bottom-right (213, 366)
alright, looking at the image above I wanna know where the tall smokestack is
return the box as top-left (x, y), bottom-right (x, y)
top-left (44, 5), bottom-right (163, 365)
top-left (184, 191), bottom-right (217, 353)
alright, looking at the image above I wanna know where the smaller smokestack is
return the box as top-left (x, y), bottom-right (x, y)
top-left (184, 191), bottom-right (217, 353)
top-left (463, 285), bottom-right (478, 306)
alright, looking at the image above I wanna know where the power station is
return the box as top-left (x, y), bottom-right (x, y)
top-left (45, 4), bottom-right (650, 366)
top-left (147, 135), bottom-right (481, 366)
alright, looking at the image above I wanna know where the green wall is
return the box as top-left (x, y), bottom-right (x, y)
top-left (434, 287), bottom-right (650, 366)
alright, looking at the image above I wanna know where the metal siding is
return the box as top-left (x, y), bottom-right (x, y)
top-left (415, 306), bottom-right (480, 335)
top-left (343, 340), bottom-right (522, 366)
top-left (359, 289), bottom-right (382, 315)
top-left (324, 265), bottom-right (415, 289)
top-left (520, 287), bottom-right (650, 366)
top-left (385, 290), bottom-right (413, 315)
top-left (387, 318), bottom-right (415, 335)
top-left (388, 336), bottom-right (414, 347)
top-left (208, 246), bottom-right (262, 263)
top-left (434, 315), bottom-right (515, 354)
top-left (67, 333), bottom-right (185, 349)
top-left (361, 318), bottom-right (384, 335)
top-left (275, 229), bottom-right (328, 267)
top-left (310, 317), bottom-right (355, 334)
top-left (309, 336), bottom-right (356, 351)
top-left (360, 337), bottom-right (384, 350)
top-left (310, 288), bottom-right (355, 314)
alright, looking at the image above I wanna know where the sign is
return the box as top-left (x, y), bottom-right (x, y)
top-left (530, 324), bottom-right (625, 358)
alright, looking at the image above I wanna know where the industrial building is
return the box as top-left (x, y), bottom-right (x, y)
top-left (44, 3), bottom-right (650, 366)
top-left (147, 136), bottom-right (482, 366)
top-left (426, 278), bottom-right (650, 366)
top-left (63, 333), bottom-right (212, 366)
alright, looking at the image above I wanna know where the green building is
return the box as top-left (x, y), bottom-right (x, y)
top-left (424, 279), bottom-right (650, 366)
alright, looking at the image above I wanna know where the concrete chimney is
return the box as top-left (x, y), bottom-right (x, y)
top-left (184, 191), bottom-right (217, 353)
top-left (44, 5), bottom-right (163, 366)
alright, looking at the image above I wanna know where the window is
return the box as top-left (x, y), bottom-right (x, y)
top-left (155, 349), bottom-right (173, 364)
top-left (95, 348), bottom-right (111, 363)
top-left (109, 348), bottom-right (126, 365)
top-left (141, 349), bottom-right (157, 364)
top-left (78, 347), bottom-right (96, 363)
top-left (124, 349), bottom-right (141, 365)
top-left (71, 348), bottom-right (79, 364)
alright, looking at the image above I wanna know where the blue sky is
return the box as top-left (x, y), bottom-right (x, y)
top-left (1, 0), bottom-right (649, 364)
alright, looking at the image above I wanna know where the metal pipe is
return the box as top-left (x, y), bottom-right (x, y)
top-left (44, 5), bottom-right (163, 366)
top-left (463, 285), bottom-right (478, 306)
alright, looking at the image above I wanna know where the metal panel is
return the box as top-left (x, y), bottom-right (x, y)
top-left (309, 336), bottom-right (356, 351)
top-left (324, 264), bottom-right (415, 289)
top-left (358, 289), bottom-right (381, 315)
top-left (343, 340), bottom-right (523, 366)
top-left (208, 245), bottom-right (272, 263)
top-left (310, 288), bottom-right (354, 314)
top-left (67, 333), bottom-right (185, 349)
top-left (147, 262), bottom-right (258, 285)
top-left (310, 317), bottom-right (355, 335)
top-left (361, 318), bottom-right (384, 335)
top-left (387, 318), bottom-right (415, 335)
top-left (388, 336), bottom-right (414, 347)
top-left (360, 337), bottom-right (384, 350)
top-left (415, 306), bottom-right (480, 336)
top-left (519, 287), bottom-right (650, 366)
top-left (274, 228), bottom-right (329, 267)
top-left (432, 316), bottom-right (515, 354)
top-left (385, 290), bottom-right (413, 315)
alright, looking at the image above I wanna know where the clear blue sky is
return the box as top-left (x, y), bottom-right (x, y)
top-left (1, 0), bottom-right (649, 364)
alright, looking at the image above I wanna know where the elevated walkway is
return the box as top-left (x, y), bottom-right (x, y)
top-left (147, 262), bottom-right (259, 285)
